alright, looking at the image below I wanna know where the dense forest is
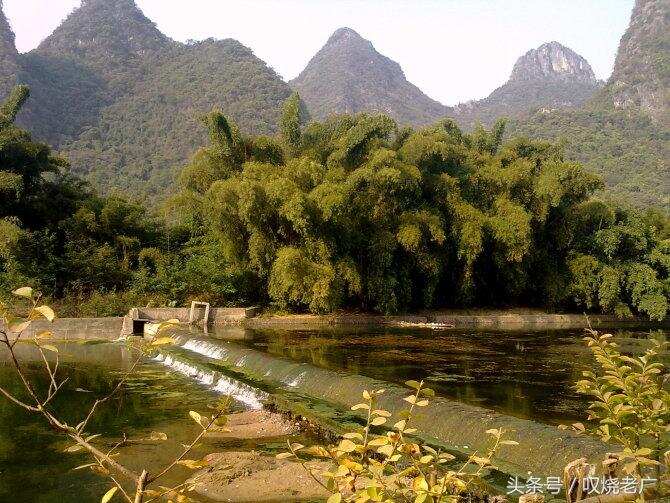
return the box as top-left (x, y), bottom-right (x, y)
top-left (0, 0), bottom-right (665, 211)
top-left (2, 87), bottom-right (667, 320)
top-left (509, 107), bottom-right (669, 209)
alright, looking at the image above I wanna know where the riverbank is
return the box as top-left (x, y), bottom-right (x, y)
top-left (2, 308), bottom-right (666, 343)
top-left (244, 310), bottom-right (663, 330)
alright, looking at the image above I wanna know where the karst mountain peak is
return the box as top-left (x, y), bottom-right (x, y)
top-left (290, 26), bottom-right (449, 125)
top-left (509, 41), bottom-right (598, 83)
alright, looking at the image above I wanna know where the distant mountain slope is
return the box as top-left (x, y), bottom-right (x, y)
top-left (510, 108), bottom-right (669, 209)
top-left (65, 39), bottom-right (292, 199)
top-left (454, 42), bottom-right (603, 128)
top-left (290, 27), bottom-right (448, 126)
top-left (0, 0), bottom-right (19, 93)
top-left (509, 1), bottom-right (669, 210)
top-left (592, 0), bottom-right (669, 128)
top-left (0, 0), bottom-right (291, 201)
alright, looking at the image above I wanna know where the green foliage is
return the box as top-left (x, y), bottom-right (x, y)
top-left (1, 0), bottom-right (293, 204)
top-left (565, 205), bottom-right (670, 321)
top-left (510, 108), bottom-right (669, 209)
top-left (280, 381), bottom-right (513, 502)
top-left (0, 85), bottom-right (173, 302)
top-left (171, 103), bottom-right (670, 318)
top-left (280, 91), bottom-right (308, 157)
top-left (571, 330), bottom-right (669, 491)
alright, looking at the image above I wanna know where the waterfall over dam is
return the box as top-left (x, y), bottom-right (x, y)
top-left (159, 332), bottom-right (616, 478)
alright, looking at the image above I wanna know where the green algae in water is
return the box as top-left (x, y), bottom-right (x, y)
top-left (0, 342), bottom-right (299, 503)
top-left (233, 326), bottom-right (670, 425)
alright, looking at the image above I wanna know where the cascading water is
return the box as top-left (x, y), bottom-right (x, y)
top-left (160, 332), bottom-right (617, 478)
top-left (153, 352), bottom-right (267, 409)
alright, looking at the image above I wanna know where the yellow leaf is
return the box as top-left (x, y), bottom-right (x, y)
top-left (338, 439), bottom-right (357, 452)
top-left (101, 487), bottom-right (118, 503)
top-left (151, 337), bottom-right (175, 346)
top-left (367, 437), bottom-right (389, 447)
top-left (327, 494), bottom-right (342, 503)
top-left (362, 390), bottom-right (372, 400)
top-left (65, 444), bottom-right (84, 454)
top-left (412, 476), bottom-right (429, 492)
top-left (12, 287), bottom-right (33, 299)
top-left (189, 411), bottom-right (202, 425)
top-left (9, 320), bottom-right (30, 333)
top-left (177, 459), bottom-right (208, 469)
top-left (351, 403), bottom-right (370, 411)
top-left (377, 444), bottom-right (394, 457)
top-left (157, 320), bottom-right (181, 334)
top-left (404, 395), bottom-right (417, 405)
top-left (276, 452), bottom-right (294, 460)
top-left (73, 463), bottom-right (97, 471)
top-left (36, 331), bottom-right (53, 339)
top-left (35, 305), bottom-right (55, 322)
top-left (41, 344), bottom-right (59, 353)
top-left (370, 417), bottom-right (387, 426)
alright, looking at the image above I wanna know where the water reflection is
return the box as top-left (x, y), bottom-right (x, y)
top-left (235, 327), bottom-right (667, 424)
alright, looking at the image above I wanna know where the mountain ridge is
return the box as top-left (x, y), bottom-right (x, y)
top-left (0, 0), bottom-right (292, 200)
top-left (592, 0), bottom-right (669, 128)
top-left (290, 27), bottom-right (449, 126)
top-left (453, 41), bottom-right (603, 128)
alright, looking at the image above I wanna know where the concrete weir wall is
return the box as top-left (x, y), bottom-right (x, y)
top-left (174, 334), bottom-right (617, 479)
top-left (1, 317), bottom-right (124, 341)
top-left (133, 307), bottom-right (258, 324)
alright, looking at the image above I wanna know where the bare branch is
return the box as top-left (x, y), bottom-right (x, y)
top-left (146, 410), bottom-right (225, 484)
top-left (77, 353), bottom-right (144, 434)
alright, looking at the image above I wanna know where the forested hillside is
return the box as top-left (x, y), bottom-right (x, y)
top-left (64, 39), bottom-right (292, 199)
top-left (290, 27), bottom-right (449, 126)
top-left (0, 0), bottom-right (291, 201)
top-left (0, 0), bottom-right (665, 209)
top-left (509, 0), bottom-right (669, 210)
top-left (510, 108), bottom-right (669, 209)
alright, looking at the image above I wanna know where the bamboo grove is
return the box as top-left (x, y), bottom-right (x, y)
top-left (1, 88), bottom-right (668, 319)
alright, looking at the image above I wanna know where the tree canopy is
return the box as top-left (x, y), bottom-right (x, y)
top-left (168, 103), bottom-right (670, 320)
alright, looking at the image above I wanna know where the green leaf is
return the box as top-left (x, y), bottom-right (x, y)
top-left (101, 486), bottom-right (118, 503)
top-left (41, 344), bottom-right (59, 353)
top-left (405, 380), bottom-right (421, 390)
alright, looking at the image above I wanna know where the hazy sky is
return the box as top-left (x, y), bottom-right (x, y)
top-left (4, 0), bottom-right (634, 105)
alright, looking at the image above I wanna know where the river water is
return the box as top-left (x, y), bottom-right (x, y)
top-left (0, 326), bottom-right (665, 501)
top-left (233, 326), bottom-right (667, 424)
top-left (0, 342), bottom-right (293, 502)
